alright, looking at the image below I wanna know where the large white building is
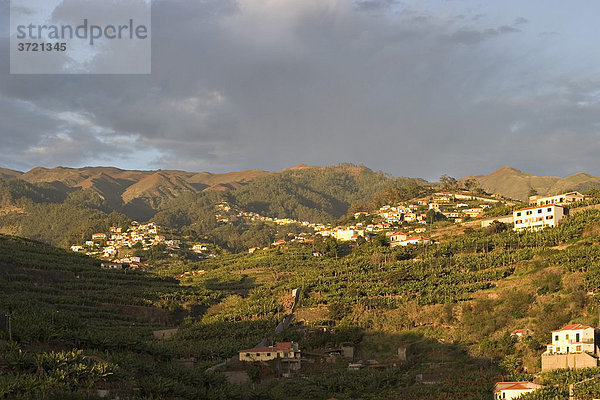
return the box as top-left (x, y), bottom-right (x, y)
top-left (529, 191), bottom-right (586, 206)
top-left (513, 204), bottom-right (566, 231)
top-left (545, 324), bottom-right (598, 355)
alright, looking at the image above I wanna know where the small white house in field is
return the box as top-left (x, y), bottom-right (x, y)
top-left (510, 329), bottom-right (533, 340)
top-left (239, 342), bottom-right (301, 363)
top-left (494, 382), bottom-right (541, 400)
top-left (389, 232), bottom-right (408, 243)
top-left (391, 236), bottom-right (432, 247)
top-left (513, 204), bottom-right (566, 231)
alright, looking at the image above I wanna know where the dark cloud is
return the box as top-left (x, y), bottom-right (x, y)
top-left (514, 17), bottom-right (528, 25)
top-left (0, 0), bottom-right (599, 179)
top-left (355, 0), bottom-right (399, 11)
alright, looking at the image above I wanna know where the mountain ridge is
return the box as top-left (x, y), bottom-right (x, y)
top-left (462, 166), bottom-right (600, 201)
top-left (4, 163), bottom-right (600, 208)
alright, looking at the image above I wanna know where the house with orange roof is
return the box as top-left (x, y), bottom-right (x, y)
top-left (510, 329), bottom-right (533, 340)
top-left (239, 342), bottom-right (301, 363)
top-left (494, 381), bottom-right (541, 400)
top-left (545, 324), bottom-right (598, 355)
top-left (91, 233), bottom-right (107, 241)
top-left (239, 342), bottom-right (301, 375)
top-left (542, 324), bottom-right (600, 371)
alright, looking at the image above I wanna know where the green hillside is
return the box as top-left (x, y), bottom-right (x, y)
top-left (0, 234), bottom-right (269, 399)
top-left (5, 204), bottom-right (600, 398)
top-left (232, 164), bottom-right (424, 222)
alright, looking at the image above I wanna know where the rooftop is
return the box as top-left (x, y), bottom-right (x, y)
top-left (552, 324), bottom-right (592, 332)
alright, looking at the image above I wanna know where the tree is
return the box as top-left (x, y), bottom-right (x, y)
top-left (484, 220), bottom-right (508, 235)
top-left (440, 174), bottom-right (458, 190)
top-left (426, 209), bottom-right (446, 224)
top-left (463, 178), bottom-right (478, 192)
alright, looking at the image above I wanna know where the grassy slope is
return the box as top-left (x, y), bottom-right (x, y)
top-left (4, 206), bottom-right (600, 398)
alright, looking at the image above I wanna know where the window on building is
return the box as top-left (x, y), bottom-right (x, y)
top-left (555, 335), bottom-right (559, 341)
top-left (527, 211), bottom-right (532, 215)
top-left (577, 345), bottom-right (582, 352)
top-left (517, 212), bottom-right (522, 216)
top-left (546, 216), bottom-right (553, 220)
top-left (566, 334), bottom-right (569, 340)
top-left (256, 353), bottom-right (260, 356)
top-left (548, 208), bottom-right (552, 212)
top-left (246, 353), bottom-right (250, 357)
top-left (538, 209), bottom-right (542, 213)
top-left (556, 347), bottom-right (560, 352)
top-left (576, 333), bottom-right (580, 342)
top-left (266, 353), bottom-right (271, 357)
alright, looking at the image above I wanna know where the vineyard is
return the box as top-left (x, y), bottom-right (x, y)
top-left (3, 207), bottom-right (600, 398)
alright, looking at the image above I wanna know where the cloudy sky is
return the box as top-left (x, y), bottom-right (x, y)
top-left (1, 0), bottom-right (600, 180)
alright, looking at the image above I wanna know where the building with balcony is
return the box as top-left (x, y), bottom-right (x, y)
top-left (542, 324), bottom-right (600, 371)
top-left (529, 191), bottom-right (586, 206)
top-left (513, 204), bottom-right (566, 232)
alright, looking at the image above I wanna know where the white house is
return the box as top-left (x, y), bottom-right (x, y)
top-left (529, 191), bottom-right (586, 206)
top-left (513, 204), bottom-right (566, 231)
top-left (463, 208), bottom-right (484, 218)
top-left (389, 232), bottom-right (408, 243)
top-left (494, 382), bottom-right (541, 400)
top-left (544, 324), bottom-right (598, 355)
top-left (391, 236), bottom-right (432, 247)
top-left (239, 342), bottom-right (301, 372)
top-left (333, 229), bottom-right (364, 241)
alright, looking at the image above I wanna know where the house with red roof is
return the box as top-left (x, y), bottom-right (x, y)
top-left (510, 329), bottom-right (533, 340)
top-left (239, 342), bottom-right (301, 363)
top-left (494, 382), bottom-right (541, 400)
top-left (545, 324), bottom-right (598, 355)
top-left (239, 342), bottom-right (301, 375)
top-left (388, 232), bottom-right (408, 243)
top-left (542, 324), bottom-right (600, 371)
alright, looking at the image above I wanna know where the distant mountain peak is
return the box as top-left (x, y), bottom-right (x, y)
top-left (285, 164), bottom-right (313, 171)
top-left (491, 166), bottom-right (523, 175)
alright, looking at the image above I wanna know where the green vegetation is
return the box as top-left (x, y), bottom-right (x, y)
top-left (6, 168), bottom-right (600, 398)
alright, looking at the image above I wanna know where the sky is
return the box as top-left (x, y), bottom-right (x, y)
top-left (1, 0), bottom-right (600, 180)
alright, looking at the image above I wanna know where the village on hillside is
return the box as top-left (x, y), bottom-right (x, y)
top-left (68, 188), bottom-right (600, 398)
top-left (69, 190), bottom-right (591, 272)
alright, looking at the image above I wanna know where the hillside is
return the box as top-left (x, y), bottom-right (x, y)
top-left (15, 166), bottom-right (269, 217)
top-left (462, 166), bottom-right (600, 201)
top-left (6, 203), bottom-right (600, 398)
top-left (231, 164), bottom-right (425, 222)
top-left (0, 168), bottom-right (22, 179)
top-left (0, 234), bottom-right (254, 399)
